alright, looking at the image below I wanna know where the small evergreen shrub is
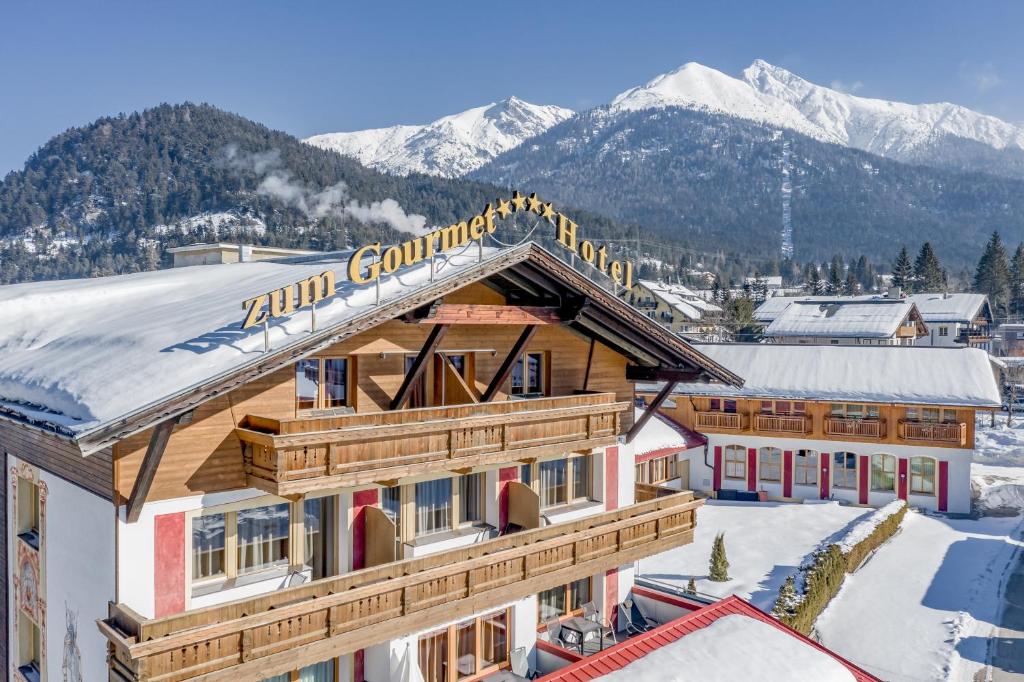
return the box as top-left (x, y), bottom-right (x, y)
top-left (709, 532), bottom-right (730, 582)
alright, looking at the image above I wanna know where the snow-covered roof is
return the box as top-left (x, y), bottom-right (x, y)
top-left (630, 407), bottom-right (704, 455)
top-left (638, 280), bottom-right (722, 321)
top-left (595, 614), bottom-right (856, 682)
top-left (906, 293), bottom-right (989, 324)
top-left (764, 299), bottom-right (917, 339)
top-left (643, 344), bottom-right (1002, 408)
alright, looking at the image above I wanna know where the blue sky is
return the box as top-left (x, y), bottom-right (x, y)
top-left (2, 0), bottom-right (1022, 174)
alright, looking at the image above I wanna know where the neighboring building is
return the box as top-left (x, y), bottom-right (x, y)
top-left (907, 293), bottom-right (992, 349)
top-left (756, 291), bottom-right (992, 349)
top-left (540, 593), bottom-right (879, 682)
top-left (0, 241), bottom-right (739, 682)
top-left (743, 275), bottom-right (783, 294)
top-left (996, 323), bottom-right (1024, 357)
top-left (638, 344), bottom-right (1000, 515)
top-left (627, 280), bottom-right (724, 340)
top-left (166, 242), bottom-right (319, 267)
top-left (762, 298), bottom-right (926, 346)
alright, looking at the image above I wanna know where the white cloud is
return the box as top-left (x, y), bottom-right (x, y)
top-left (829, 79), bottom-right (864, 95)
top-left (959, 61), bottom-right (1002, 93)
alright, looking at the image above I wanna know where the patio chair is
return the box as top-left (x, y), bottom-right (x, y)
top-left (544, 617), bottom-right (569, 649)
top-left (619, 598), bottom-right (657, 635)
top-left (582, 601), bottom-right (598, 622)
top-left (632, 597), bottom-right (659, 629)
top-left (510, 646), bottom-right (540, 679)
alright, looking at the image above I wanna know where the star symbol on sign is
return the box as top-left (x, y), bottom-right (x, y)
top-left (526, 193), bottom-right (543, 214)
top-left (510, 191), bottom-right (526, 212)
top-left (495, 198), bottom-right (512, 219)
top-left (541, 203), bottom-right (557, 223)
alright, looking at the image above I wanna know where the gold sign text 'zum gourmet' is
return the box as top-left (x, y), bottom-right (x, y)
top-left (241, 192), bottom-right (633, 329)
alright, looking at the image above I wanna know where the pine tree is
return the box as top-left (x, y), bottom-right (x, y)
top-left (709, 532), bottom-right (730, 582)
top-left (1011, 244), bottom-right (1024, 318)
top-left (806, 266), bottom-right (824, 295)
top-left (843, 271), bottom-right (859, 295)
top-left (914, 242), bottom-right (947, 292)
top-left (827, 257), bottom-right (843, 294)
top-left (975, 232), bottom-right (1012, 317)
top-left (891, 246), bottom-right (914, 292)
top-left (685, 578), bottom-right (697, 595)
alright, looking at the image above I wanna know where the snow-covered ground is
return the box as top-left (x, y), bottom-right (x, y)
top-left (816, 511), bottom-right (1022, 681)
top-left (814, 414), bottom-right (1024, 681)
top-left (638, 499), bottom-right (870, 611)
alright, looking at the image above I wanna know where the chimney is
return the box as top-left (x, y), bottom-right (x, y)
top-left (887, 285), bottom-right (902, 300)
top-left (238, 244), bottom-right (253, 263)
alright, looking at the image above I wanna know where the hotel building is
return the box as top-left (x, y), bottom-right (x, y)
top-left (0, 235), bottom-right (739, 682)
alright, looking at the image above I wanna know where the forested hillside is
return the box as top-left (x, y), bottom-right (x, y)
top-left (472, 106), bottom-right (1024, 268)
top-left (0, 103), bottom-right (634, 283)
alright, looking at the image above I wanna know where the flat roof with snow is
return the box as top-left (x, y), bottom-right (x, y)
top-left (764, 299), bottom-right (920, 338)
top-left (755, 292), bottom-right (989, 326)
top-left (640, 343), bottom-right (1001, 408)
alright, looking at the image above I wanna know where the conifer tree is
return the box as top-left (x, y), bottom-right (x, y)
top-left (827, 256), bottom-right (843, 294)
top-left (891, 246), bottom-right (914, 292)
top-left (806, 266), bottom-right (824, 295)
top-left (686, 578), bottom-right (697, 595)
top-left (975, 231), bottom-right (1012, 317)
top-left (914, 242), bottom-right (947, 292)
top-left (709, 532), bottom-right (730, 582)
top-left (843, 271), bottom-right (859, 296)
top-left (772, 575), bottom-right (798, 618)
top-left (1010, 244), bottom-right (1024, 318)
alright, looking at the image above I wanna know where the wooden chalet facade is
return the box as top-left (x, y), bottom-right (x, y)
top-left (0, 231), bottom-right (739, 682)
top-left (638, 344), bottom-right (1000, 515)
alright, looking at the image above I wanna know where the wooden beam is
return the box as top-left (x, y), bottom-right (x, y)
top-left (125, 417), bottom-right (177, 523)
top-left (582, 338), bottom-right (596, 390)
top-left (481, 325), bottom-right (539, 402)
top-left (420, 304), bottom-right (562, 326)
top-left (625, 365), bottom-right (705, 383)
top-left (390, 324), bottom-right (449, 410)
top-left (625, 380), bottom-right (678, 444)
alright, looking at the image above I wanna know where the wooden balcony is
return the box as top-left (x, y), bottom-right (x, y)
top-left (753, 413), bottom-right (809, 434)
top-left (898, 420), bottom-right (967, 445)
top-left (694, 411), bottom-right (743, 431)
top-left (824, 417), bottom-right (885, 439)
top-left (237, 393), bottom-right (628, 495)
top-left (99, 493), bottom-right (702, 682)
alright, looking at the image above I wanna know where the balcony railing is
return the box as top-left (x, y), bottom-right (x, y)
top-left (824, 417), bottom-right (885, 439)
top-left (237, 393), bottom-right (628, 495)
top-left (898, 420), bottom-right (967, 445)
top-left (694, 411), bottom-right (743, 430)
top-left (753, 414), bottom-right (809, 434)
top-left (99, 492), bottom-right (702, 682)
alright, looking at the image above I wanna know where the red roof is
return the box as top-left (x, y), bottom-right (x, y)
top-left (537, 595), bottom-right (879, 682)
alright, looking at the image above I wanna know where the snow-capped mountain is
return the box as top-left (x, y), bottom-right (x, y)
top-left (609, 59), bottom-right (1024, 172)
top-left (304, 97), bottom-right (574, 178)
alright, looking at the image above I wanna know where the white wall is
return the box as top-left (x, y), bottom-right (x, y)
top-left (698, 434), bottom-right (972, 514)
top-left (40, 468), bottom-right (116, 682)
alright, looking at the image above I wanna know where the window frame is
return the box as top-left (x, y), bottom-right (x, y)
top-left (758, 447), bottom-right (782, 482)
top-left (536, 577), bottom-right (593, 624)
top-left (910, 457), bottom-right (937, 495)
top-left (870, 454), bottom-right (897, 492)
top-left (794, 450), bottom-right (818, 486)
top-left (511, 351), bottom-right (546, 396)
top-left (832, 452), bottom-right (858, 489)
top-left (418, 608), bottom-right (513, 682)
top-left (723, 445), bottom-right (746, 480)
top-left (295, 356), bottom-right (354, 413)
top-left (830, 403), bottom-right (880, 420)
top-left (537, 455), bottom-right (593, 510)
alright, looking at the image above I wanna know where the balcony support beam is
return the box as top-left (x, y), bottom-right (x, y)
top-left (481, 325), bottom-right (539, 402)
top-left (626, 380), bottom-right (678, 444)
top-left (390, 324), bottom-right (449, 410)
top-left (125, 411), bottom-right (191, 523)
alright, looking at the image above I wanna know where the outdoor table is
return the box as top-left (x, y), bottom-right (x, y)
top-left (559, 616), bottom-right (604, 655)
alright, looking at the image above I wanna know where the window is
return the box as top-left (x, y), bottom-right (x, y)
top-left (416, 478), bottom-right (453, 536)
top-left (910, 457), bottom-right (936, 494)
top-left (295, 357), bottom-right (350, 411)
top-left (303, 496), bottom-right (335, 580)
top-left (520, 464), bottom-right (533, 486)
top-left (16, 477), bottom-right (40, 549)
top-left (759, 400), bottom-right (805, 416)
top-left (192, 512), bottom-right (227, 581)
top-left (709, 399), bottom-right (737, 413)
top-left (511, 352), bottom-right (544, 395)
top-left (236, 503), bottom-right (290, 575)
top-left (266, 661), bottom-right (337, 682)
top-left (539, 457), bottom-right (591, 508)
top-left (906, 407), bottom-right (957, 423)
top-left (419, 610), bottom-right (512, 682)
top-left (637, 455), bottom-right (677, 484)
top-left (832, 452), bottom-right (857, 489)
top-left (938, 326), bottom-right (949, 337)
top-left (538, 578), bottom-right (592, 622)
top-left (404, 356), bottom-right (428, 408)
top-left (794, 450), bottom-right (817, 486)
top-left (831, 403), bottom-right (879, 420)
top-left (17, 612), bottom-right (41, 682)
top-left (871, 454), bottom-right (896, 492)
top-left (459, 473), bottom-right (485, 525)
top-left (724, 445), bottom-right (746, 480)
top-left (759, 447), bottom-right (782, 482)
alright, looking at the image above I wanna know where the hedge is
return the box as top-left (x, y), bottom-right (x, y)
top-left (773, 503), bottom-right (908, 635)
